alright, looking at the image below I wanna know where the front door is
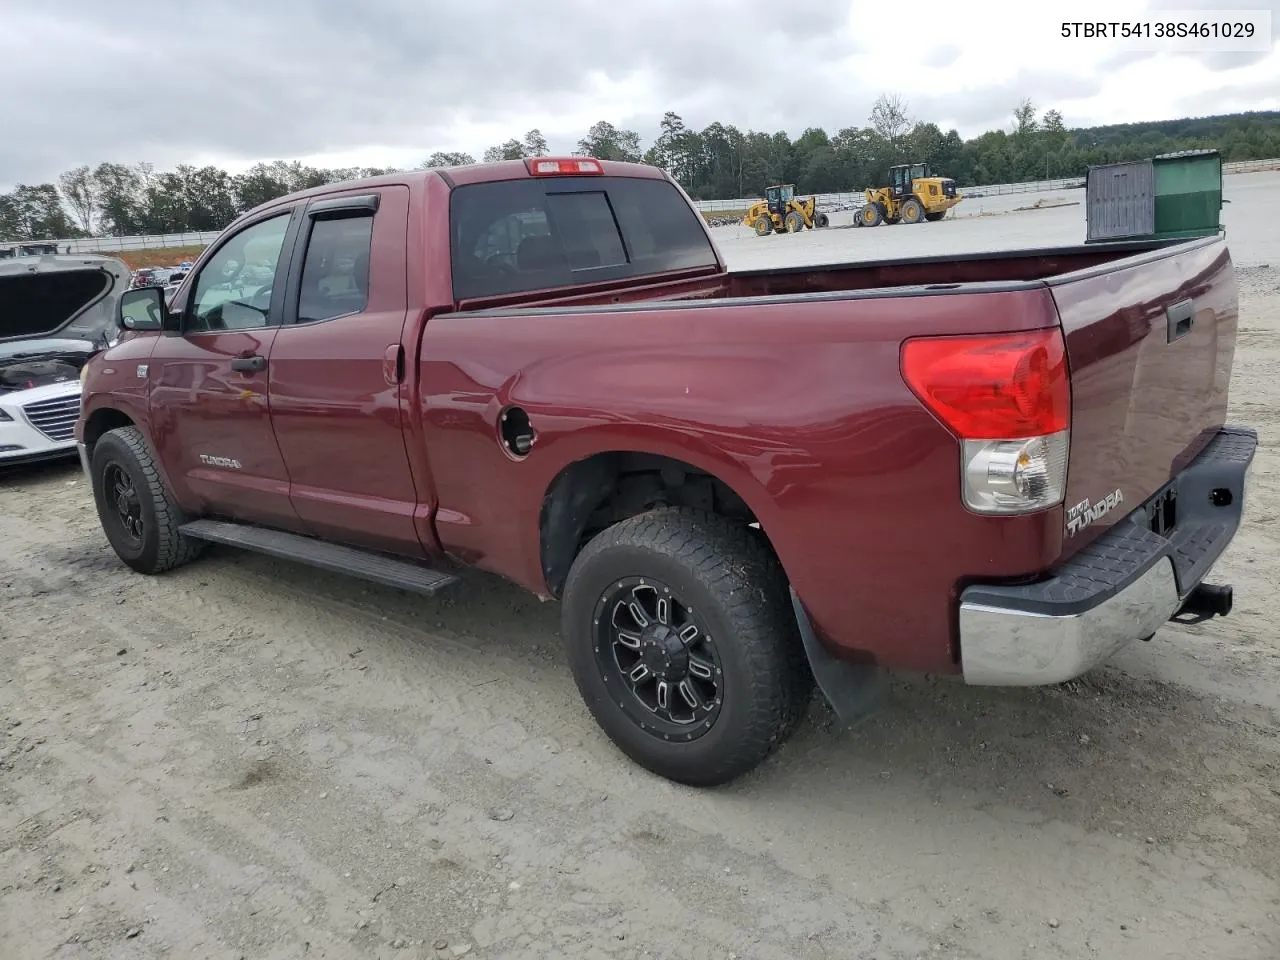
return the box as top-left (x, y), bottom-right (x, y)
top-left (266, 186), bottom-right (426, 558)
top-left (147, 209), bottom-right (303, 528)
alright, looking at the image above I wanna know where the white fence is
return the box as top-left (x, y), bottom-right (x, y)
top-left (60, 230), bottom-right (223, 255)
top-left (22, 157), bottom-right (1280, 254)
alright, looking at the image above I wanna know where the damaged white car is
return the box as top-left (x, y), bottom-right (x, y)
top-left (0, 253), bottom-right (132, 466)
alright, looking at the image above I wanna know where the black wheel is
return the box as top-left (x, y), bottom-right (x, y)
top-left (561, 508), bottom-right (813, 786)
top-left (900, 197), bottom-right (925, 223)
top-left (815, 213), bottom-right (830, 228)
top-left (90, 425), bottom-right (206, 574)
top-left (924, 211), bottom-right (947, 222)
top-left (753, 215), bottom-right (772, 236)
top-left (784, 211), bottom-right (804, 234)
top-left (858, 203), bottom-right (883, 227)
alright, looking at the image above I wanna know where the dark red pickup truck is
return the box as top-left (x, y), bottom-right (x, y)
top-left (77, 157), bottom-right (1256, 786)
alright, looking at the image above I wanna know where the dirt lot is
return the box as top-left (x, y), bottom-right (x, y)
top-left (3, 178), bottom-right (1280, 959)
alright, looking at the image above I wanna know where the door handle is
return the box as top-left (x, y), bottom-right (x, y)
top-left (231, 355), bottom-right (266, 372)
top-left (1166, 299), bottom-right (1194, 343)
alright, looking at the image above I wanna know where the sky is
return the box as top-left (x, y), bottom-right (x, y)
top-left (0, 0), bottom-right (1276, 188)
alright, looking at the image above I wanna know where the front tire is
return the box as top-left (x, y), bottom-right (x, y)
top-left (561, 508), bottom-right (812, 786)
top-left (90, 426), bottom-right (206, 575)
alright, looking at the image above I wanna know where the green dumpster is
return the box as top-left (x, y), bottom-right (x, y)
top-left (1152, 149), bottom-right (1223, 240)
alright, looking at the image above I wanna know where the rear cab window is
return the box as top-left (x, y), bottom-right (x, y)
top-left (449, 176), bottom-right (718, 302)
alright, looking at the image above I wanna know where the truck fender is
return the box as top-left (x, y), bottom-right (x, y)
top-left (536, 435), bottom-right (883, 723)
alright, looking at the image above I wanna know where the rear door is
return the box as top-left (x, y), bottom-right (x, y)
top-left (148, 208), bottom-right (303, 527)
top-left (266, 185), bottom-right (426, 558)
top-left (1049, 236), bottom-right (1236, 553)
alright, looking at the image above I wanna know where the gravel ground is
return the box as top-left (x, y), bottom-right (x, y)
top-left (3, 172), bottom-right (1279, 960)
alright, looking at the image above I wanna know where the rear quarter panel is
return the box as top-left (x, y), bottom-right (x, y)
top-left (419, 285), bottom-right (1067, 672)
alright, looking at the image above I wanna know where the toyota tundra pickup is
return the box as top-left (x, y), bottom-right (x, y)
top-left (76, 157), bottom-right (1256, 786)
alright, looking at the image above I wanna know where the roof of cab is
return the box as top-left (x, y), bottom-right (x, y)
top-left (237, 158), bottom-right (669, 225)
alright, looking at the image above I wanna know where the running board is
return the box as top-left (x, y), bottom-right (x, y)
top-left (178, 519), bottom-right (459, 597)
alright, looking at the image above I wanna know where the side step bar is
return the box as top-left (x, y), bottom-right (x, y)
top-left (178, 519), bottom-right (459, 598)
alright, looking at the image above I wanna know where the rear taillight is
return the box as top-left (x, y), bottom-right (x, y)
top-left (901, 328), bottom-right (1071, 515)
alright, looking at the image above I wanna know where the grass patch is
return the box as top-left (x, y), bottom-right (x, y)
top-left (114, 245), bottom-right (208, 270)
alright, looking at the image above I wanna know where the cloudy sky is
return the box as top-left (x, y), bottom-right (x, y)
top-left (1, 0), bottom-right (1276, 188)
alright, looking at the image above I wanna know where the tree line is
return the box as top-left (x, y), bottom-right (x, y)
top-left (3, 96), bottom-right (1278, 241)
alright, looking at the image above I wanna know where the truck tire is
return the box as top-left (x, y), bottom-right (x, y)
top-left (900, 197), bottom-right (925, 223)
top-left (784, 211), bottom-right (804, 233)
top-left (924, 211), bottom-right (947, 222)
top-left (90, 425), bottom-right (206, 575)
top-left (859, 203), bottom-right (883, 227)
top-left (560, 507), bottom-right (812, 786)
top-left (753, 215), bottom-right (772, 236)
top-left (816, 213), bottom-right (830, 228)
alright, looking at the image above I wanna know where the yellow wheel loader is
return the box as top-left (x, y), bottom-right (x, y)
top-left (743, 184), bottom-right (831, 236)
top-left (856, 163), bottom-right (962, 227)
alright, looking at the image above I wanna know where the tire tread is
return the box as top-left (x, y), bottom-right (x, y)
top-left (97, 426), bottom-right (204, 573)
top-left (564, 507), bottom-right (812, 785)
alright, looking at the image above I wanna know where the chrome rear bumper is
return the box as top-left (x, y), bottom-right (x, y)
top-left (958, 425), bottom-right (1257, 686)
top-left (960, 558), bottom-right (1179, 685)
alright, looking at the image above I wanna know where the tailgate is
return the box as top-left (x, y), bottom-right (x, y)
top-left (1049, 236), bottom-right (1237, 555)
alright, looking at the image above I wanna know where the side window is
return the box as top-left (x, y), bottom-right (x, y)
top-left (187, 213), bottom-right (291, 333)
top-left (296, 214), bottom-right (375, 323)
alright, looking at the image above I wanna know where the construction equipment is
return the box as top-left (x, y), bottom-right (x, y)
top-left (856, 163), bottom-right (962, 227)
top-left (743, 184), bottom-right (831, 236)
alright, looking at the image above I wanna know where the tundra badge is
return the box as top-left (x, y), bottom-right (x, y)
top-left (199, 454), bottom-right (242, 469)
top-left (1065, 489), bottom-right (1124, 537)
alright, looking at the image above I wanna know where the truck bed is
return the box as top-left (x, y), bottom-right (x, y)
top-left (436, 233), bottom-right (1236, 671)
top-left (478, 237), bottom-right (1202, 311)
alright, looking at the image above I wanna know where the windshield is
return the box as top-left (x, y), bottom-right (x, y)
top-left (449, 175), bottom-right (718, 301)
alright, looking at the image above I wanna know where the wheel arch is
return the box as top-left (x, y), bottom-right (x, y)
top-left (80, 402), bottom-right (189, 514)
top-left (538, 447), bottom-right (787, 600)
top-left (81, 406), bottom-right (136, 450)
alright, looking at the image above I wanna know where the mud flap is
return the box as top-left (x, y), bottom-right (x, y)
top-left (790, 587), bottom-right (886, 730)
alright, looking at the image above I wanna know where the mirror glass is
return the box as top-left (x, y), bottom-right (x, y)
top-left (119, 287), bottom-right (165, 331)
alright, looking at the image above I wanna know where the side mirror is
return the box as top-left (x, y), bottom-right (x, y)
top-left (119, 286), bottom-right (166, 332)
